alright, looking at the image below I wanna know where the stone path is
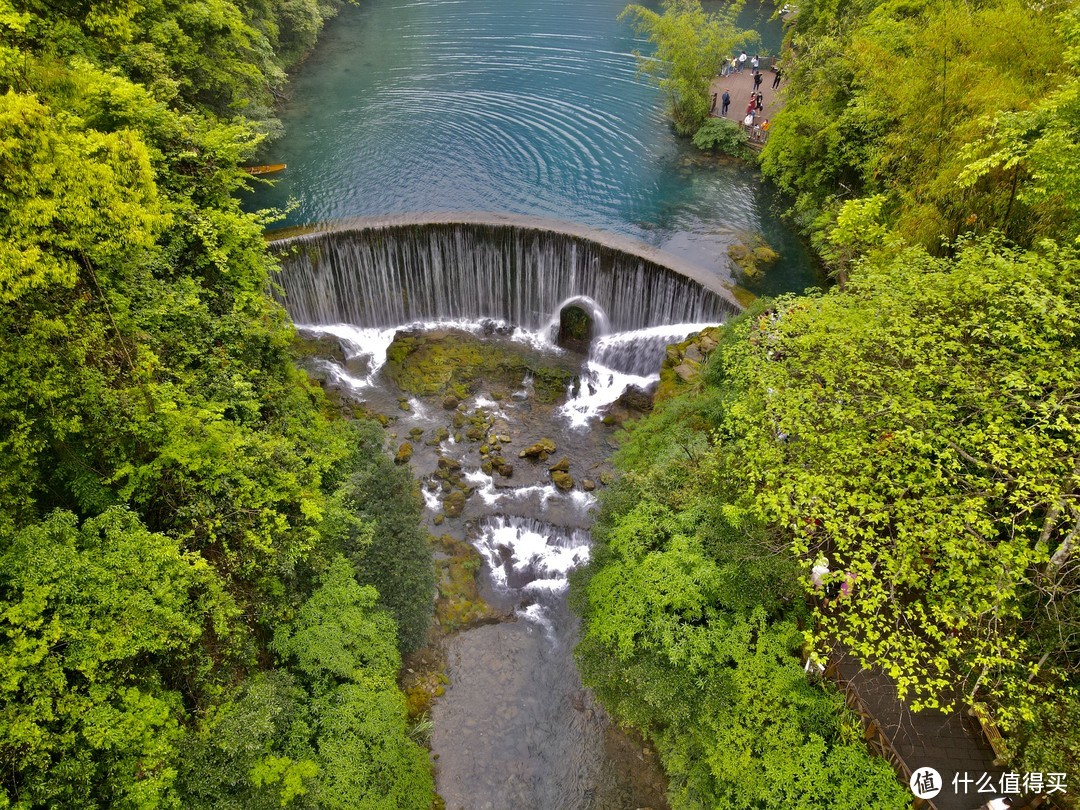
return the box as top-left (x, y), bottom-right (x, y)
top-left (708, 61), bottom-right (784, 143)
top-left (828, 645), bottom-right (1009, 810)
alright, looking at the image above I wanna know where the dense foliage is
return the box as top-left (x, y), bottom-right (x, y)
top-left (0, 0), bottom-right (435, 806)
top-left (576, 235), bottom-right (1080, 806)
top-left (595, 0), bottom-right (1080, 800)
top-left (691, 117), bottom-right (753, 159)
top-left (761, 0), bottom-right (1080, 252)
top-left (572, 319), bottom-right (910, 809)
top-left (735, 239), bottom-right (1080, 729)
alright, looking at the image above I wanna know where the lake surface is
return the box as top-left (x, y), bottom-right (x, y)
top-left (249, 0), bottom-right (817, 297)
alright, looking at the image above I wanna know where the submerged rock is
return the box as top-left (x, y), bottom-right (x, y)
top-left (582, 479), bottom-right (596, 492)
top-left (395, 442), bottom-right (413, 464)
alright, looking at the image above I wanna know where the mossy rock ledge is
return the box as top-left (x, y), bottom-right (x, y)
top-left (382, 327), bottom-right (578, 403)
top-left (655, 326), bottom-right (723, 403)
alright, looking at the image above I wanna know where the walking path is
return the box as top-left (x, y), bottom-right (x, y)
top-left (709, 62), bottom-right (784, 145)
top-left (827, 645), bottom-right (1005, 810)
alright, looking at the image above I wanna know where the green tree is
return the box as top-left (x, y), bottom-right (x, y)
top-left (0, 509), bottom-right (236, 808)
top-left (335, 421), bottom-right (435, 653)
top-left (573, 334), bottom-right (908, 808)
top-left (731, 238), bottom-right (1080, 728)
top-left (273, 557), bottom-right (435, 809)
top-left (761, 0), bottom-right (1070, 250)
top-left (621, 0), bottom-right (756, 135)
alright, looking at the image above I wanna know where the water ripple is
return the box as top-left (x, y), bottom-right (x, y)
top-left (251, 0), bottom-right (816, 297)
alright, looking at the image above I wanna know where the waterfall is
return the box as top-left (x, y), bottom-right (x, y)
top-left (270, 221), bottom-right (740, 332)
top-left (472, 515), bottom-right (591, 595)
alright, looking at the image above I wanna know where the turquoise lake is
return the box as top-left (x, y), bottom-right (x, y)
top-left (248, 0), bottom-right (818, 297)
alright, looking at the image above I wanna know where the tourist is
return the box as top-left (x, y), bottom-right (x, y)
top-left (751, 54), bottom-right (759, 71)
top-left (721, 89), bottom-right (730, 116)
top-left (753, 70), bottom-right (763, 91)
top-left (743, 111), bottom-right (754, 130)
top-left (738, 51), bottom-right (747, 72)
top-left (710, 92), bottom-right (717, 114)
top-left (746, 100), bottom-right (755, 117)
top-left (755, 91), bottom-right (763, 111)
top-left (731, 56), bottom-right (738, 74)
top-left (772, 68), bottom-right (783, 89)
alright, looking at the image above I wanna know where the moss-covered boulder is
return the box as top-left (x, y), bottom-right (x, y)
top-left (551, 470), bottom-right (574, 491)
top-left (727, 234), bottom-right (780, 280)
top-left (394, 442), bottom-right (413, 464)
top-left (381, 327), bottom-right (577, 402)
top-left (548, 457), bottom-right (571, 473)
top-left (443, 490), bottom-right (466, 517)
top-left (520, 438), bottom-right (557, 460)
top-left (656, 326), bottom-right (725, 403)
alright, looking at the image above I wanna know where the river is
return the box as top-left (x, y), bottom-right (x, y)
top-left (255, 1), bottom-right (816, 807)
top-left (249, 0), bottom-right (816, 298)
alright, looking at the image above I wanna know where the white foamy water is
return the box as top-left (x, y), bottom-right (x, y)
top-left (473, 516), bottom-right (590, 596)
top-left (558, 360), bottom-right (658, 429)
top-left (557, 322), bottom-right (719, 428)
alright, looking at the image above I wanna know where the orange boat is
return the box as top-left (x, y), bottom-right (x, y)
top-left (243, 163), bottom-right (287, 175)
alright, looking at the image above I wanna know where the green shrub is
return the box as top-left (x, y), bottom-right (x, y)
top-left (692, 117), bottom-right (753, 159)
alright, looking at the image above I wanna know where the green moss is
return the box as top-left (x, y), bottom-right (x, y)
top-left (727, 234), bottom-right (781, 280)
top-left (382, 328), bottom-right (577, 401)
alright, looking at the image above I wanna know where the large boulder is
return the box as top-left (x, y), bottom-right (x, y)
top-left (394, 443), bottom-right (413, 464)
top-left (443, 490), bottom-right (466, 517)
top-left (548, 457), bottom-right (571, 473)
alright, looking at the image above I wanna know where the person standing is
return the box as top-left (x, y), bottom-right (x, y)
top-left (751, 54), bottom-right (760, 71)
top-left (753, 70), bottom-right (763, 91)
top-left (721, 89), bottom-right (730, 116)
top-left (772, 68), bottom-right (783, 89)
top-left (755, 91), bottom-right (764, 111)
top-left (738, 51), bottom-right (747, 72)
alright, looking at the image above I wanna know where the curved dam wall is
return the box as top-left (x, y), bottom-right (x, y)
top-left (269, 216), bottom-right (742, 332)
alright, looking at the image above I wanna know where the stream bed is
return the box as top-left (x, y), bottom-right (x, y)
top-left (299, 314), bottom-right (685, 808)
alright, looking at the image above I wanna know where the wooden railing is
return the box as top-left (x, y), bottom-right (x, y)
top-left (969, 703), bottom-right (1009, 766)
top-left (822, 658), bottom-right (937, 810)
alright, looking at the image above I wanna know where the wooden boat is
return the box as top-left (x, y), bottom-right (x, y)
top-left (243, 163), bottom-right (287, 175)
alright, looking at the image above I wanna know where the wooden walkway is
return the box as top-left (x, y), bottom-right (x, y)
top-left (826, 645), bottom-right (1057, 810)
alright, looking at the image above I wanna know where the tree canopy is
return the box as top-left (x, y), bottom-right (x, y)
top-left (0, 0), bottom-right (436, 804)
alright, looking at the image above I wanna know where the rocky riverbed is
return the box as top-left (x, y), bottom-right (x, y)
top-left (296, 323), bottom-right (670, 809)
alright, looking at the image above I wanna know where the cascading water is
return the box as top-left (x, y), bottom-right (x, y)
top-left (271, 219), bottom-right (740, 331)
top-left (278, 220), bottom-right (724, 808)
top-left (472, 515), bottom-right (592, 632)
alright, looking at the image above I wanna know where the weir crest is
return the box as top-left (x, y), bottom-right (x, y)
top-left (269, 216), bottom-right (742, 333)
